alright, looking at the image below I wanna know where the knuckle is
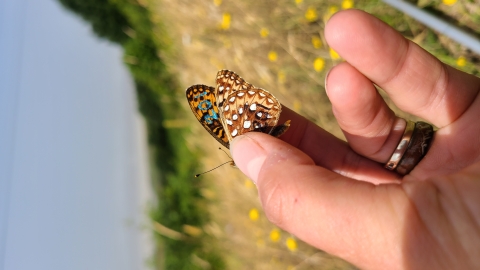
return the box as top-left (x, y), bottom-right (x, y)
top-left (258, 172), bottom-right (296, 228)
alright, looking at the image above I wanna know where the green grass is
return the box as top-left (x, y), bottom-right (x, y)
top-left (56, 0), bottom-right (226, 269)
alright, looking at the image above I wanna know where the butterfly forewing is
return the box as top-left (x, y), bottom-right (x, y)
top-left (221, 89), bottom-right (282, 141)
top-left (215, 70), bottom-right (254, 108)
top-left (186, 84), bottom-right (230, 148)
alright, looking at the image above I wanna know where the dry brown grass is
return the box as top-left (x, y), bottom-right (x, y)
top-left (153, 0), bottom-right (358, 268)
top-left (148, 0), bottom-right (478, 268)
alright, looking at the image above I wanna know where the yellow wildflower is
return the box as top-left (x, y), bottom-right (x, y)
top-left (295, 0), bottom-right (303, 5)
top-left (249, 208), bottom-right (259, 221)
top-left (312, 36), bottom-right (322, 49)
top-left (269, 228), bottom-right (281, 242)
top-left (220, 13), bottom-right (231, 30)
top-left (442, 0), bottom-right (457, 5)
top-left (268, 51), bottom-right (278, 62)
top-left (260, 28), bottom-right (269, 38)
top-left (214, 0), bottom-right (222, 6)
top-left (244, 179), bottom-right (255, 188)
top-left (342, 0), bottom-right (354, 9)
top-left (305, 7), bottom-right (318, 22)
top-left (314, 57), bottom-right (325, 72)
top-left (329, 47), bottom-right (340, 59)
top-left (286, 237), bottom-right (298, 251)
top-left (456, 56), bottom-right (467, 67)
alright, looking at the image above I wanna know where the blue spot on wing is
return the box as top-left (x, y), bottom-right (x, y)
top-left (198, 100), bottom-right (212, 111)
top-left (198, 99), bottom-right (219, 124)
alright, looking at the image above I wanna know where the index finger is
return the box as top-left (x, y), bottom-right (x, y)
top-left (325, 10), bottom-right (480, 127)
top-left (278, 106), bottom-right (400, 183)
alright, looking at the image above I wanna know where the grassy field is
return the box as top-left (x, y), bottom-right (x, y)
top-left (146, 0), bottom-right (480, 269)
top-left (56, 0), bottom-right (480, 268)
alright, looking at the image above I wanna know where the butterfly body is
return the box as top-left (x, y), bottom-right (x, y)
top-left (186, 70), bottom-right (290, 149)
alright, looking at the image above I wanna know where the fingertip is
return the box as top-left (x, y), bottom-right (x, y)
top-left (231, 133), bottom-right (315, 184)
top-left (230, 134), bottom-right (267, 183)
top-left (325, 9), bottom-right (367, 47)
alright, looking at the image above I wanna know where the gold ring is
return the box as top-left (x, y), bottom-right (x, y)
top-left (384, 120), bottom-right (415, 170)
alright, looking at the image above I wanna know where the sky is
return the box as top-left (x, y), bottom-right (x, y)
top-left (0, 0), bottom-right (154, 269)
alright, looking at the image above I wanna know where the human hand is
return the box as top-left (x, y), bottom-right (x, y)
top-left (230, 10), bottom-right (480, 270)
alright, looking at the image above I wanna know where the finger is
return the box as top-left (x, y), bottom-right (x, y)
top-left (278, 107), bottom-right (400, 183)
top-left (230, 132), bottom-right (413, 269)
top-left (325, 10), bottom-right (480, 128)
top-left (326, 62), bottom-right (407, 163)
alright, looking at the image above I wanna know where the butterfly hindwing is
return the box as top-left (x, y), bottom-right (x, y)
top-left (215, 70), bottom-right (254, 108)
top-left (186, 84), bottom-right (230, 148)
top-left (221, 89), bottom-right (283, 141)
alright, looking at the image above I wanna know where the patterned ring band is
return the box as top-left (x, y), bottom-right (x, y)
top-left (384, 120), bottom-right (415, 171)
top-left (395, 121), bottom-right (434, 175)
top-left (384, 120), bottom-right (434, 175)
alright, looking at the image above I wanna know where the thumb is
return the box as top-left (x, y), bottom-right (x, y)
top-left (230, 132), bottom-right (315, 183)
top-left (230, 132), bottom-right (411, 269)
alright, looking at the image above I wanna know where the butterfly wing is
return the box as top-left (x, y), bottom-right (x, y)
top-left (221, 88), bottom-right (287, 141)
top-left (186, 84), bottom-right (230, 149)
top-left (215, 70), bottom-right (255, 108)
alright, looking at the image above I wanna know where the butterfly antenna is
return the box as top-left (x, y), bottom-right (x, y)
top-left (195, 160), bottom-right (233, 177)
top-left (218, 147), bottom-right (232, 159)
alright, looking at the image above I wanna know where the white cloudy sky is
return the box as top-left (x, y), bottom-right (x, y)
top-left (0, 0), bottom-right (154, 269)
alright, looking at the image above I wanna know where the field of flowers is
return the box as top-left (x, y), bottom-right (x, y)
top-left (149, 0), bottom-right (480, 268)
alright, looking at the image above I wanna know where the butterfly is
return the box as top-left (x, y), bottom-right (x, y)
top-left (186, 70), bottom-right (290, 149)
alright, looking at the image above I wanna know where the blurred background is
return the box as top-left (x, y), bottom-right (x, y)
top-left (0, 0), bottom-right (478, 269)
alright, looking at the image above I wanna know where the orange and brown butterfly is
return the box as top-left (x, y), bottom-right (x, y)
top-left (186, 70), bottom-right (290, 150)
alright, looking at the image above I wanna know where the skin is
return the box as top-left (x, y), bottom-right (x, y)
top-left (230, 10), bottom-right (480, 270)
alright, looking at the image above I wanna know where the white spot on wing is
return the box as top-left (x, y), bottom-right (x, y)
top-left (232, 114), bottom-right (238, 120)
top-left (238, 107), bottom-right (244, 114)
top-left (231, 129), bottom-right (238, 137)
top-left (226, 119), bottom-right (233, 125)
top-left (259, 92), bottom-right (266, 97)
top-left (244, 121), bottom-right (251, 129)
top-left (257, 112), bottom-right (263, 117)
top-left (224, 105), bottom-right (229, 111)
top-left (229, 96), bottom-right (236, 102)
top-left (237, 92), bottom-right (245, 97)
top-left (267, 98), bottom-right (274, 103)
top-left (249, 103), bottom-right (257, 111)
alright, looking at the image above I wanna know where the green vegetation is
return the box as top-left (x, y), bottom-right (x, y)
top-left (56, 0), bottom-right (479, 269)
top-left (56, 0), bottom-right (225, 269)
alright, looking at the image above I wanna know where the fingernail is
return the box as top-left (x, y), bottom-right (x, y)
top-left (230, 135), bottom-right (267, 183)
top-left (324, 67), bottom-right (332, 97)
